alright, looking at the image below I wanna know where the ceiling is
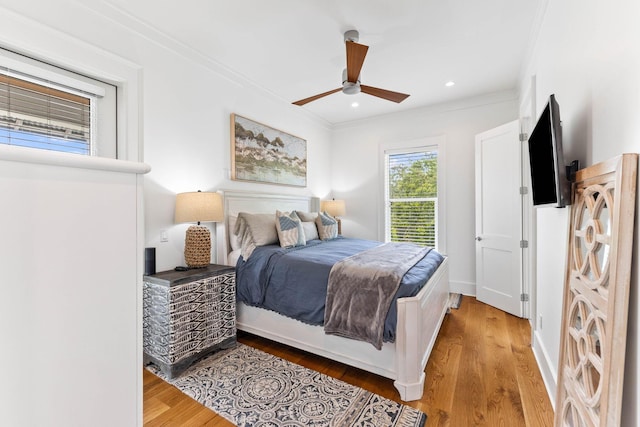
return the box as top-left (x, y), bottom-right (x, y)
top-left (105, 0), bottom-right (542, 125)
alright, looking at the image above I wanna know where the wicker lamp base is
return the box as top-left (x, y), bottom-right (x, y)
top-left (184, 225), bottom-right (211, 268)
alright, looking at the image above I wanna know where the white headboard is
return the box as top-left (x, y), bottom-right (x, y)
top-left (215, 190), bottom-right (319, 265)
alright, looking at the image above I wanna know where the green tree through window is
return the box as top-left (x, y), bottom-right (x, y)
top-left (386, 149), bottom-right (438, 248)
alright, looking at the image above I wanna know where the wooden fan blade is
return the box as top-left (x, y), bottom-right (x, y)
top-left (292, 88), bottom-right (342, 106)
top-left (360, 85), bottom-right (410, 103)
top-left (346, 41), bottom-right (368, 83)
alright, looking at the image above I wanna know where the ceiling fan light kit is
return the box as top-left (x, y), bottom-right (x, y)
top-left (341, 69), bottom-right (361, 95)
top-left (292, 30), bottom-right (409, 106)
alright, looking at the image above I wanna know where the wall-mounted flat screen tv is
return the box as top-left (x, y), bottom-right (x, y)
top-left (527, 94), bottom-right (570, 208)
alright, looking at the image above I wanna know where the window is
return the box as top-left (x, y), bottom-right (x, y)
top-left (0, 48), bottom-right (117, 157)
top-left (384, 147), bottom-right (439, 249)
top-left (0, 73), bottom-right (92, 154)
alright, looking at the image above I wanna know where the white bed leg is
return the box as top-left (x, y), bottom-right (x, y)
top-left (394, 296), bottom-right (425, 402)
top-left (394, 372), bottom-right (425, 401)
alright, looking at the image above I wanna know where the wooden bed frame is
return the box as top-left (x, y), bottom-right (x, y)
top-left (215, 190), bottom-right (450, 401)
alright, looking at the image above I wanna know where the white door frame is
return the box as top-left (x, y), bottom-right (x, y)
top-left (519, 75), bottom-right (537, 324)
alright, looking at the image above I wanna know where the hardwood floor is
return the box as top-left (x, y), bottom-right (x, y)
top-left (143, 296), bottom-right (554, 426)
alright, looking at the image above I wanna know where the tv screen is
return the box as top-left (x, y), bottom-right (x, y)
top-left (527, 94), bottom-right (570, 208)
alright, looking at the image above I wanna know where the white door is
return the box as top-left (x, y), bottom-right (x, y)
top-left (475, 120), bottom-right (523, 317)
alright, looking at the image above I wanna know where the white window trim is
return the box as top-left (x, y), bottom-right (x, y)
top-left (0, 47), bottom-right (118, 158)
top-left (0, 143), bottom-right (149, 174)
top-left (0, 6), bottom-right (143, 164)
top-left (379, 136), bottom-right (447, 254)
top-left (0, 53), bottom-right (106, 97)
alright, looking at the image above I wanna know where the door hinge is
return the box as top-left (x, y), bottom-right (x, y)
top-left (519, 132), bottom-right (528, 142)
top-left (520, 240), bottom-right (529, 248)
top-left (521, 293), bottom-right (529, 302)
top-left (519, 186), bottom-right (528, 195)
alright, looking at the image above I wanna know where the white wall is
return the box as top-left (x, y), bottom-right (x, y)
top-left (0, 1), bottom-right (331, 426)
top-left (521, 0), bottom-right (640, 424)
top-left (0, 149), bottom-right (148, 426)
top-left (0, 1), bottom-right (333, 272)
top-left (331, 92), bottom-right (518, 294)
top-left (0, 4), bottom-right (150, 425)
top-left (130, 22), bottom-right (334, 272)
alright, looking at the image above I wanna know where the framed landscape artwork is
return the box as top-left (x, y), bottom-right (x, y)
top-left (231, 114), bottom-right (307, 187)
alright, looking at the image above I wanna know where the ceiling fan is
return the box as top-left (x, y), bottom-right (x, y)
top-left (292, 30), bottom-right (410, 106)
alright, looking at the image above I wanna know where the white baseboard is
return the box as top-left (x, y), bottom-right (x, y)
top-left (449, 280), bottom-right (476, 296)
top-left (532, 329), bottom-right (558, 411)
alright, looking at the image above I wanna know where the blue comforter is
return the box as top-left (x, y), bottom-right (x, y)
top-left (235, 237), bottom-right (444, 342)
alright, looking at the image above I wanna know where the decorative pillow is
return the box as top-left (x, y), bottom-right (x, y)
top-left (234, 212), bottom-right (279, 259)
top-left (301, 221), bottom-right (319, 241)
top-left (315, 211), bottom-right (338, 240)
top-left (275, 210), bottom-right (306, 248)
top-left (228, 216), bottom-right (240, 251)
top-left (295, 211), bottom-right (320, 240)
top-left (295, 211), bottom-right (318, 222)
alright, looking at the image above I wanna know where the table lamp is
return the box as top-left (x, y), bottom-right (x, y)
top-left (175, 191), bottom-right (224, 268)
top-left (321, 199), bottom-right (346, 235)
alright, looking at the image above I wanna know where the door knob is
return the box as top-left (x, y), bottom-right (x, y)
top-left (475, 236), bottom-right (482, 241)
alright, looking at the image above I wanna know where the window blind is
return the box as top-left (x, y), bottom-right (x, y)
top-left (0, 71), bottom-right (92, 155)
top-left (386, 149), bottom-right (438, 248)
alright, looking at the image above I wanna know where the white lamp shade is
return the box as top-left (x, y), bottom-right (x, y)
top-left (175, 191), bottom-right (224, 223)
top-left (321, 199), bottom-right (346, 217)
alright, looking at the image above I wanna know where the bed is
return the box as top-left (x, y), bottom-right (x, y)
top-left (215, 190), bottom-right (450, 401)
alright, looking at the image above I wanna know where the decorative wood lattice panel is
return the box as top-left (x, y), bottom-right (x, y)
top-left (555, 154), bottom-right (637, 427)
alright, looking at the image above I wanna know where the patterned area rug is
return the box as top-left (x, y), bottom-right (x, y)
top-left (147, 343), bottom-right (426, 427)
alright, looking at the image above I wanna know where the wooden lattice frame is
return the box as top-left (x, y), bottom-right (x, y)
top-left (555, 154), bottom-right (637, 427)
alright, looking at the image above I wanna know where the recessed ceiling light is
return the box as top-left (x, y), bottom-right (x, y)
top-left (445, 81), bottom-right (455, 87)
top-left (351, 102), bottom-right (359, 108)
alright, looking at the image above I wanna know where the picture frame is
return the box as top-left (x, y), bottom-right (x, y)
top-left (231, 114), bottom-right (307, 187)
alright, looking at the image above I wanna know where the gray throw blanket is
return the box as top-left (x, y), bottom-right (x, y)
top-left (324, 242), bottom-right (431, 350)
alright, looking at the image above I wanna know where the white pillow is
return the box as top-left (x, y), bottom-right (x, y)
top-left (295, 211), bottom-right (318, 222)
top-left (301, 221), bottom-right (319, 241)
top-left (227, 249), bottom-right (241, 267)
top-left (228, 216), bottom-right (240, 251)
top-left (234, 212), bottom-right (279, 259)
top-left (294, 211), bottom-right (319, 240)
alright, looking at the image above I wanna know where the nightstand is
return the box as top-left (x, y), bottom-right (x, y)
top-left (143, 264), bottom-right (236, 379)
